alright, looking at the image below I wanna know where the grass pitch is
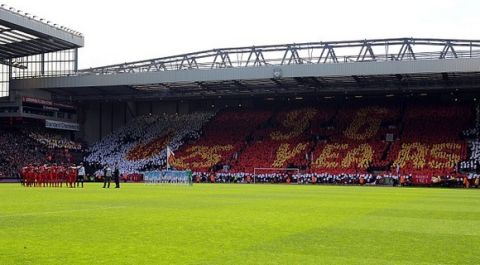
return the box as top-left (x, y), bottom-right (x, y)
top-left (0, 183), bottom-right (479, 265)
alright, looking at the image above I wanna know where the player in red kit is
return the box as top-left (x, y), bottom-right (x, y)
top-left (67, 165), bottom-right (77, 188)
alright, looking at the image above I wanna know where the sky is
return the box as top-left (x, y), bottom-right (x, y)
top-left (3, 0), bottom-right (480, 69)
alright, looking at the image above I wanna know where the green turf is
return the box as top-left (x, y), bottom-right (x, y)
top-left (0, 183), bottom-right (479, 265)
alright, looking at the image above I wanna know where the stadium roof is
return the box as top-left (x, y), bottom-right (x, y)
top-left (11, 37), bottom-right (480, 101)
top-left (0, 5), bottom-right (83, 61)
top-left (75, 37), bottom-right (480, 75)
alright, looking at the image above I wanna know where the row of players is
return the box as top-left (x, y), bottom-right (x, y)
top-left (20, 164), bottom-right (86, 188)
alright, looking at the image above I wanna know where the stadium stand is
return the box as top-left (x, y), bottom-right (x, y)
top-left (388, 103), bottom-right (471, 177)
top-left (78, 101), bottom-right (475, 182)
top-left (310, 104), bottom-right (401, 175)
top-left (172, 109), bottom-right (272, 172)
top-left (174, 100), bottom-right (473, 182)
top-left (233, 107), bottom-right (319, 172)
top-left (0, 128), bottom-right (81, 178)
top-left (27, 129), bottom-right (83, 150)
top-left (77, 99), bottom-right (473, 183)
top-left (1, 98), bottom-right (476, 187)
top-left (459, 107), bottom-right (480, 176)
top-left (85, 112), bottom-right (214, 173)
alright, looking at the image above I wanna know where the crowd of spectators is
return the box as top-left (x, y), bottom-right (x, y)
top-left (387, 103), bottom-right (470, 177)
top-left (189, 171), bottom-right (479, 187)
top-left (28, 130), bottom-right (83, 150)
top-left (0, 97), bottom-right (475, 190)
top-left (0, 129), bottom-right (42, 178)
top-left (0, 128), bottom-right (83, 178)
top-left (173, 109), bottom-right (272, 171)
top-left (458, 140), bottom-right (480, 172)
top-left (311, 105), bottom-right (400, 174)
top-left (4, 99), bottom-right (474, 188)
top-left (85, 112), bottom-right (214, 173)
top-left (84, 101), bottom-right (475, 186)
top-left (233, 108), bottom-right (317, 172)
top-left (183, 102), bottom-right (472, 184)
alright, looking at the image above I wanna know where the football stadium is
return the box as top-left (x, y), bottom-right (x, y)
top-left (1, 3), bottom-right (480, 265)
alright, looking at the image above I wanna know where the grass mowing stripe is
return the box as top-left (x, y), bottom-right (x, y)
top-left (0, 206), bottom-right (126, 218)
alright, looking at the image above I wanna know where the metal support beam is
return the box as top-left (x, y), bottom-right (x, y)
top-left (356, 42), bottom-right (376, 62)
top-left (439, 41), bottom-right (458, 59)
top-left (75, 38), bottom-right (480, 75)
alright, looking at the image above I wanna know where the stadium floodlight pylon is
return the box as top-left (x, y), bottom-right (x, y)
top-left (143, 170), bottom-right (193, 186)
top-left (253, 168), bottom-right (300, 183)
